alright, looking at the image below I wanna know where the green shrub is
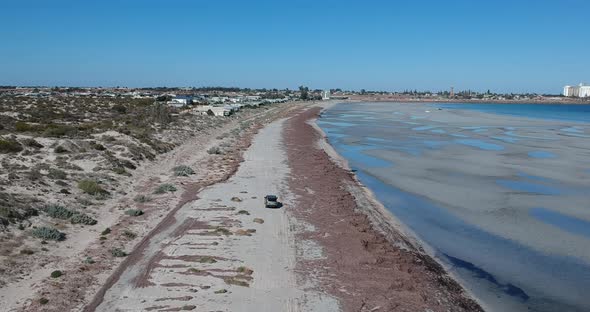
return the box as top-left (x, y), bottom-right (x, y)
top-left (15, 121), bottom-right (35, 132)
top-left (0, 139), bottom-right (23, 153)
top-left (224, 277), bottom-right (249, 287)
top-left (101, 227), bottom-right (111, 235)
top-left (237, 266), bottom-right (253, 275)
top-left (124, 209), bottom-right (144, 217)
top-left (50, 270), bottom-right (62, 278)
top-left (122, 230), bottom-right (136, 239)
top-left (133, 195), bottom-right (151, 203)
top-left (112, 104), bottom-right (127, 114)
top-left (78, 179), bottom-right (107, 195)
top-left (84, 257), bottom-right (95, 264)
top-left (207, 146), bottom-right (222, 155)
top-left (20, 249), bottom-right (34, 255)
top-left (90, 141), bottom-right (106, 151)
top-left (111, 248), bottom-right (127, 257)
top-left (237, 210), bottom-right (250, 215)
top-left (70, 213), bottom-right (97, 225)
top-left (54, 145), bottom-right (69, 153)
top-left (199, 256), bottom-right (217, 263)
top-left (154, 183), bottom-right (176, 194)
top-left (42, 204), bottom-right (74, 220)
top-left (22, 138), bottom-right (44, 148)
top-left (44, 124), bottom-right (77, 137)
top-left (172, 165), bottom-right (195, 176)
top-left (39, 298), bottom-right (49, 305)
top-left (111, 167), bottom-right (125, 175)
top-left (48, 168), bottom-right (67, 180)
top-left (31, 227), bottom-right (66, 241)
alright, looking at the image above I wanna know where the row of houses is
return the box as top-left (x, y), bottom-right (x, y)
top-left (166, 95), bottom-right (289, 116)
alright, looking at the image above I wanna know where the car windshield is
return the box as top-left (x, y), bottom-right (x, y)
top-left (267, 196), bottom-right (277, 201)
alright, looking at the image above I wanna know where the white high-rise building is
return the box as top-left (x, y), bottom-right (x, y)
top-left (321, 90), bottom-right (331, 100)
top-left (563, 83), bottom-right (590, 98)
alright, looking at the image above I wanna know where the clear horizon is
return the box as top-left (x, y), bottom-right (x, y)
top-left (1, 0), bottom-right (589, 94)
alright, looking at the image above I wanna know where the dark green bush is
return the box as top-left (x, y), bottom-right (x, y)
top-left (112, 167), bottom-right (129, 176)
top-left (111, 248), bottom-right (127, 257)
top-left (54, 145), bottom-right (69, 153)
top-left (124, 209), bottom-right (144, 217)
top-left (154, 183), bottom-right (176, 194)
top-left (44, 124), bottom-right (77, 137)
top-left (0, 139), bottom-right (23, 153)
top-left (50, 270), bottom-right (62, 278)
top-left (101, 227), bottom-right (111, 235)
top-left (90, 141), bottom-right (106, 151)
top-left (47, 168), bottom-right (67, 180)
top-left (207, 146), bottom-right (222, 155)
top-left (133, 195), bottom-right (151, 203)
top-left (70, 213), bottom-right (97, 225)
top-left (42, 204), bottom-right (74, 220)
top-left (39, 298), bottom-right (49, 305)
top-left (15, 121), bottom-right (36, 132)
top-left (122, 230), bottom-right (136, 239)
top-left (172, 165), bottom-right (195, 176)
top-left (31, 227), bottom-right (66, 241)
top-left (22, 138), bottom-right (44, 148)
top-left (78, 179), bottom-right (107, 195)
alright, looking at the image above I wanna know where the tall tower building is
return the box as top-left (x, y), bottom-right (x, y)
top-left (450, 86), bottom-right (455, 98)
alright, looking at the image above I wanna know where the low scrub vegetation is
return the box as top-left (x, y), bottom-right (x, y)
top-left (172, 165), bottom-right (195, 176)
top-left (42, 204), bottom-right (97, 225)
top-left (70, 213), bottom-right (97, 225)
top-left (122, 230), bottom-right (137, 239)
top-left (78, 179), bottom-right (107, 195)
top-left (0, 139), bottom-right (23, 153)
top-left (31, 226), bottom-right (66, 241)
top-left (207, 146), bottom-right (222, 155)
top-left (124, 209), bottom-right (144, 217)
top-left (111, 248), bottom-right (127, 257)
top-left (133, 195), bottom-right (151, 203)
top-left (154, 183), bottom-right (177, 194)
top-left (50, 270), bottom-right (63, 278)
top-left (42, 204), bottom-right (74, 220)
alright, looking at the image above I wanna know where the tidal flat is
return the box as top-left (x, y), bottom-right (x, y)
top-left (319, 102), bottom-right (590, 312)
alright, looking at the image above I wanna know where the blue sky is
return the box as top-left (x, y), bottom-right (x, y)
top-left (1, 0), bottom-right (588, 93)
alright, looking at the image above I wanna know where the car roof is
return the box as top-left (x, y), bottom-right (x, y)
top-left (266, 195), bottom-right (277, 199)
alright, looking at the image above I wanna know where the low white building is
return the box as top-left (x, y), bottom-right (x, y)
top-left (193, 105), bottom-right (232, 116)
top-left (322, 90), bottom-right (331, 100)
top-left (563, 83), bottom-right (590, 98)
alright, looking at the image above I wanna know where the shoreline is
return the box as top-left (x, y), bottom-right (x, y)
top-left (284, 105), bottom-right (483, 311)
top-left (346, 96), bottom-right (590, 105)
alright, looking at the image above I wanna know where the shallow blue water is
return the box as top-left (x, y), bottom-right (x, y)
top-left (455, 139), bottom-right (504, 151)
top-left (319, 102), bottom-right (590, 312)
top-left (528, 151), bottom-right (557, 159)
top-left (530, 208), bottom-right (590, 239)
top-left (438, 103), bottom-right (590, 123)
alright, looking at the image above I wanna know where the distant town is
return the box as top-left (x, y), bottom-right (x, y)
top-left (1, 85), bottom-right (589, 115)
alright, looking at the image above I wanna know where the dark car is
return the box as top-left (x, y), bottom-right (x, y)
top-left (264, 195), bottom-right (279, 208)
